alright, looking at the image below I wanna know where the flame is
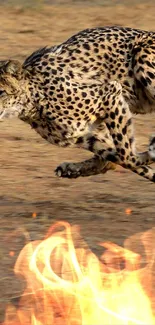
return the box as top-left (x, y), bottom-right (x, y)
top-left (9, 251), bottom-right (15, 257)
top-left (125, 208), bottom-right (132, 215)
top-left (3, 221), bottom-right (155, 325)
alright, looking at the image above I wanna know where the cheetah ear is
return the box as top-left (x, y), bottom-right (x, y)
top-left (0, 60), bottom-right (22, 78)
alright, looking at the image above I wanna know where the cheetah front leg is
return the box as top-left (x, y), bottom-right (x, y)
top-left (55, 156), bottom-right (115, 178)
top-left (55, 122), bottom-right (116, 178)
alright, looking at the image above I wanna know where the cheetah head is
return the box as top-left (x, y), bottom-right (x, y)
top-left (0, 60), bottom-right (29, 120)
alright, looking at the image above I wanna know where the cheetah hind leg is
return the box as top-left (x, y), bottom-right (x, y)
top-left (55, 156), bottom-right (116, 178)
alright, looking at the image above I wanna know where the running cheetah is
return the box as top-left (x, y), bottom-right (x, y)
top-left (0, 26), bottom-right (155, 182)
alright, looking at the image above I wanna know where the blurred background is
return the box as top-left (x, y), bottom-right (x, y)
top-left (0, 0), bottom-right (155, 322)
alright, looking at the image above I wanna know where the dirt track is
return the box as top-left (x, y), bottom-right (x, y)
top-left (0, 2), bottom-right (155, 322)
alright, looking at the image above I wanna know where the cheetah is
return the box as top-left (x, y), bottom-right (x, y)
top-left (1, 26), bottom-right (155, 182)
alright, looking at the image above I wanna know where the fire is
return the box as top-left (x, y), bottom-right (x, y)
top-left (3, 221), bottom-right (155, 325)
top-left (125, 208), bottom-right (132, 215)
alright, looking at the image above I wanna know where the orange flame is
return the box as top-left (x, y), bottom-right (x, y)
top-left (125, 208), bottom-right (132, 215)
top-left (3, 222), bottom-right (155, 324)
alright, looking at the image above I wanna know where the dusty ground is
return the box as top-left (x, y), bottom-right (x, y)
top-left (0, 1), bottom-right (155, 323)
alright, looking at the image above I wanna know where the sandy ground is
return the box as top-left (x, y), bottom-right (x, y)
top-left (0, 1), bottom-right (155, 322)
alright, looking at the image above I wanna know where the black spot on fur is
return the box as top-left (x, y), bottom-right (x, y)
top-left (76, 137), bottom-right (83, 144)
top-left (117, 133), bottom-right (123, 141)
top-left (83, 43), bottom-right (90, 50)
top-left (106, 154), bottom-right (117, 163)
top-left (110, 112), bottom-right (115, 120)
top-left (88, 136), bottom-right (96, 151)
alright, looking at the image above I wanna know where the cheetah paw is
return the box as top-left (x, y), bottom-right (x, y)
top-left (55, 162), bottom-right (81, 179)
top-left (149, 135), bottom-right (155, 160)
